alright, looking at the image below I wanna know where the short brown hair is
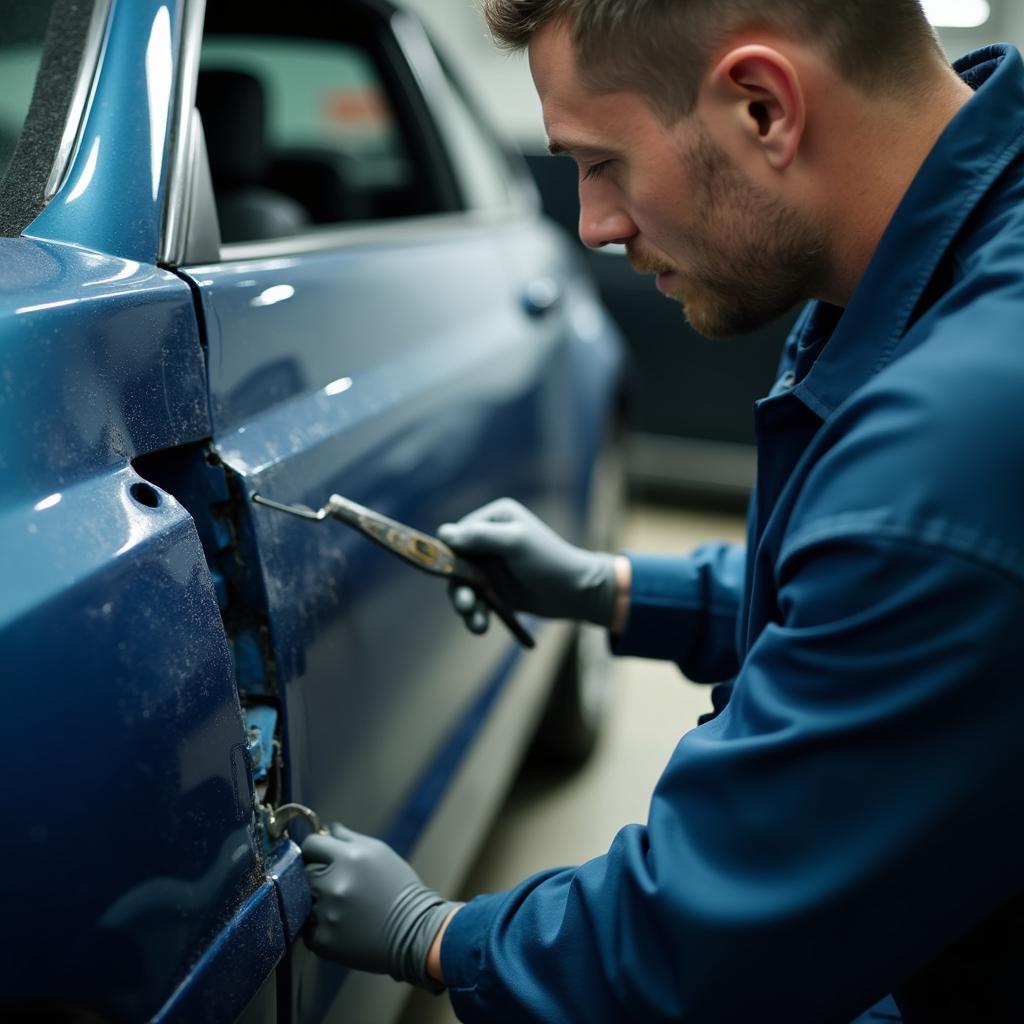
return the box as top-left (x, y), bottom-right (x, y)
top-left (483, 0), bottom-right (944, 118)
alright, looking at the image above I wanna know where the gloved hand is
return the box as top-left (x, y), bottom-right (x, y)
top-left (302, 824), bottom-right (458, 991)
top-left (437, 498), bottom-right (617, 633)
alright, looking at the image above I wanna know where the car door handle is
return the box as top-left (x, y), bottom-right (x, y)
top-left (520, 277), bottom-right (562, 318)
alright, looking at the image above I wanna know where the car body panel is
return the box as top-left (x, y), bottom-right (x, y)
top-left (182, 212), bottom-right (620, 1019)
top-left (1, 22), bottom-right (269, 1014)
top-left (27, 0), bottom-right (183, 264)
top-left (0, 238), bottom-right (209, 501)
top-left (0, 463), bottom-right (259, 1022)
top-left (151, 880), bottom-right (285, 1024)
top-left (0, 0), bottom-right (624, 1020)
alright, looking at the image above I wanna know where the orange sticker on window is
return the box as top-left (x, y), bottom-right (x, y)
top-left (323, 87), bottom-right (389, 124)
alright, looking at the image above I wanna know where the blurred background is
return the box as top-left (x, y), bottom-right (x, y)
top-left (398, 3), bottom-right (1019, 1021)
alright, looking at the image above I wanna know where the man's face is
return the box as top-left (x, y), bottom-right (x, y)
top-left (529, 19), bottom-right (829, 338)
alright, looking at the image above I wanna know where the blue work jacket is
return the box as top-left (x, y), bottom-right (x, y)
top-left (442, 45), bottom-right (1024, 1023)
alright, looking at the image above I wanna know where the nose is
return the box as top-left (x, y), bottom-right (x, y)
top-left (578, 187), bottom-right (637, 250)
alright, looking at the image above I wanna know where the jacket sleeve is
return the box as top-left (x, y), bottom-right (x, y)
top-left (609, 543), bottom-right (746, 682)
top-left (441, 531), bottom-right (1024, 1023)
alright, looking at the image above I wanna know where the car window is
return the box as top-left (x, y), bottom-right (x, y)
top-left (0, 3), bottom-right (55, 181)
top-left (198, 32), bottom-right (450, 243)
top-left (433, 59), bottom-right (515, 211)
top-left (202, 37), bottom-right (408, 189)
top-left (0, 0), bottom-right (101, 236)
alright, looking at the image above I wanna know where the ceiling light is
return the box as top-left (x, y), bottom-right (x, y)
top-left (921, 0), bottom-right (991, 28)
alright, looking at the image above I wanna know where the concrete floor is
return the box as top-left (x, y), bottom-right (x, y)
top-left (398, 499), bottom-right (747, 1024)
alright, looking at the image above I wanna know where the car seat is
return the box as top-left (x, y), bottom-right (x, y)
top-left (196, 68), bottom-right (311, 243)
top-left (268, 146), bottom-right (374, 225)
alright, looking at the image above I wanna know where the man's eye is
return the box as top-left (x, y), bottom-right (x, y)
top-left (582, 160), bottom-right (610, 182)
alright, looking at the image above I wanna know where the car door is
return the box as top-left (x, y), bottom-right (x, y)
top-left (1, 1), bottom-right (287, 1021)
top-left (177, 2), bottom-right (609, 1021)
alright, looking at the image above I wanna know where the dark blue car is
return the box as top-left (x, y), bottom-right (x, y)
top-left (0, 0), bottom-right (623, 1020)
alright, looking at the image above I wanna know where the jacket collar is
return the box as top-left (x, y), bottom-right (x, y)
top-left (791, 44), bottom-right (1024, 420)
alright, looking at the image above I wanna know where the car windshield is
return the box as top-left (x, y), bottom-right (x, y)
top-left (0, 1), bottom-right (57, 181)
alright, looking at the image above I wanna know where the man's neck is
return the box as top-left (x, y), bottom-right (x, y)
top-left (820, 70), bottom-right (977, 308)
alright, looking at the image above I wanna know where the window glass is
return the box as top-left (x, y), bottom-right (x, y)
top-left (202, 37), bottom-right (407, 184)
top-left (435, 66), bottom-right (513, 211)
top-left (199, 35), bottom-right (435, 240)
top-left (0, 2), bottom-right (58, 181)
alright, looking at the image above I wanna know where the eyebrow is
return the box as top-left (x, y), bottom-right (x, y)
top-left (547, 138), bottom-right (611, 158)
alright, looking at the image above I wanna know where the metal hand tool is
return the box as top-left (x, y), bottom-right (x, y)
top-left (252, 492), bottom-right (535, 648)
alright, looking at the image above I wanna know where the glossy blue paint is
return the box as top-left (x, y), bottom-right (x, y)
top-left (562, 273), bottom-right (628, 506)
top-left (268, 840), bottom-right (313, 946)
top-left (0, 464), bottom-right (260, 1022)
top-left (495, 233), bottom-right (625, 523)
top-left (26, 0), bottom-right (183, 262)
top-left (0, 237), bottom-right (211, 505)
top-left (186, 214), bottom-right (622, 1020)
top-left (190, 220), bottom-right (576, 842)
top-left (1, 168), bottom-right (260, 1019)
top-left (151, 881), bottom-right (285, 1024)
top-left (382, 643), bottom-right (524, 857)
top-left (2, 1), bottom-right (624, 1020)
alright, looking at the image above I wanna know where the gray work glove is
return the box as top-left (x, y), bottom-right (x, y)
top-left (437, 497), bottom-right (617, 634)
top-left (302, 824), bottom-right (458, 991)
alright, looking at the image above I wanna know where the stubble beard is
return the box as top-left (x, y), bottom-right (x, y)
top-left (630, 129), bottom-right (829, 339)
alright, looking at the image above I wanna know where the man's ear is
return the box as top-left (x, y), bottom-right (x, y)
top-left (698, 45), bottom-right (805, 171)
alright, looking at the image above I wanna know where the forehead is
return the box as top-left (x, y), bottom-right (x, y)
top-left (528, 18), bottom-right (668, 156)
top-left (527, 17), bottom-right (579, 102)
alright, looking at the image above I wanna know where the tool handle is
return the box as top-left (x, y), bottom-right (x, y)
top-left (326, 494), bottom-right (535, 649)
top-left (449, 553), bottom-right (535, 649)
top-left (478, 582), bottom-right (536, 648)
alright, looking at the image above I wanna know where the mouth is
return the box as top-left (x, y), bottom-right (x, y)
top-left (626, 246), bottom-right (681, 295)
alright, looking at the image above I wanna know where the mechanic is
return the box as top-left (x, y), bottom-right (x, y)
top-left (300, 1), bottom-right (1024, 1020)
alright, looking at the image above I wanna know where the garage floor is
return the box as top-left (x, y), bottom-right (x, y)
top-left (398, 499), bottom-right (747, 1024)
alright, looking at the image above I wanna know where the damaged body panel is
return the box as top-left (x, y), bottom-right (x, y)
top-left (0, 0), bottom-right (625, 1020)
top-left (0, 239), bottom-right (271, 1020)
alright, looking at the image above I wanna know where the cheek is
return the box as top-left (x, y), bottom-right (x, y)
top-left (626, 174), bottom-right (675, 220)
top-left (630, 168), bottom-right (696, 243)
top-left (635, 203), bottom-right (697, 256)
top-left (630, 188), bottom-right (679, 234)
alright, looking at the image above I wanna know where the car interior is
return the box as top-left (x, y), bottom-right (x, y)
top-left (197, 7), bottom-right (461, 243)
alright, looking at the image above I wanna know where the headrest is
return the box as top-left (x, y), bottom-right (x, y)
top-left (196, 69), bottom-right (269, 186)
